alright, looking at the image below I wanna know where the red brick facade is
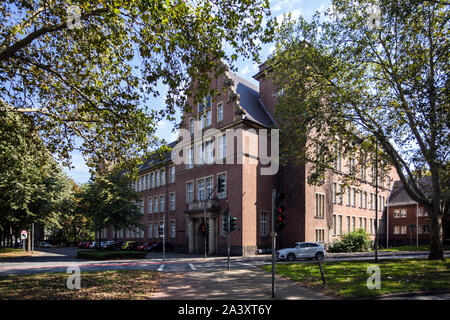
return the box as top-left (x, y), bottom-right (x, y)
top-left (103, 64), bottom-right (400, 256)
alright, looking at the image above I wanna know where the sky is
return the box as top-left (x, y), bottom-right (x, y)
top-left (62, 0), bottom-right (332, 185)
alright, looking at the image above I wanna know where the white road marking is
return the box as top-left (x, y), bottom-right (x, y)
top-left (189, 263), bottom-right (196, 271)
top-left (157, 264), bottom-right (165, 271)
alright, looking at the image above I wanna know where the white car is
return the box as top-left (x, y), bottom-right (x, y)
top-left (277, 242), bottom-right (326, 261)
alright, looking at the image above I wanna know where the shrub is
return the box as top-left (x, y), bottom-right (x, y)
top-left (77, 250), bottom-right (147, 260)
top-left (328, 229), bottom-right (372, 253)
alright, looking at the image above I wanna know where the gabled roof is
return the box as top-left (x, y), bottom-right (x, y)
top-left (138, 141), bottom-right (177, 172)
top-left (387, 176), bottom-right (432, 205)
top-left (227, 72), bottom-right (276, 128)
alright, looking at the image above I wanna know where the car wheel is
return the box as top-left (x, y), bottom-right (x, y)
top-left (287, 253), bottom-right (295, 261)
top-left (315, 252), bottom-right (324, 261)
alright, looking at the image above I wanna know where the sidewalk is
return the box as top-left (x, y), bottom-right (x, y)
top-left (151, 268), bottom-right (330, 300)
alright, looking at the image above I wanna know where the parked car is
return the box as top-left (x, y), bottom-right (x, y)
top-left (103, 241), bottom-right (116, 250)
top-left (88, 241), bottom-right (97, 249)
top-left (144, 242), bottom-right (174, 252)
top-left (121, 241), bottom-right (138, 251)
top-left (276, 242), bottom-right (326, 261)
top-left (82, 241), bottom-right (92, 249)
top-left (114, 241), bottom-right (126, 251)
top-left (40, 242), bottom-right (52, 248)
top-left (137, 242), bottom-right (155, 251)
top-left (95, 242), bottom-right (105, 249)
top-left (78, 242), bottom-right (87, 248)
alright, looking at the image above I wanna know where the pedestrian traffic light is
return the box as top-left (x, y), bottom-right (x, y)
top-left (230, 217), bottom-right (237, 232)
top-left (218, 177), bottom-right (225, 193)
top-left (275, 193), bottom-right (285, 231)
top-left (201, 223), bottom-right (210, 234)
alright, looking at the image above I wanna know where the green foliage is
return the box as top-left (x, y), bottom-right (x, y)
top-left (328, 229), bottom-right (372, 253)
top-left (77, 249), bottom-right (146, 260)
top-left (78, 167), bottom-right (143, 236)
top-left (271, 0), bottom-right (448, 259)
top-left (0, 0), bottom-right (274, 169)
top-left (0, 111), bottom-right (74, 235)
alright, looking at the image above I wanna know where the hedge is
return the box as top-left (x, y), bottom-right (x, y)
top-left (77, 250), bottom-right (147, 260)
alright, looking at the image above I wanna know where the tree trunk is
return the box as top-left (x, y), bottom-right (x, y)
top-left (428, 170), bottom-right (445, 261)
top-left (428, 210), bottom-right (444, 260)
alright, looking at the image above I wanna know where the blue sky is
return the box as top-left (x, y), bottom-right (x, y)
top-left (62, 0), bottom-right (332, 185)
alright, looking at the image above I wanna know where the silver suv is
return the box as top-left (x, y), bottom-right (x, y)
top-left (276, 242), bottom-right (326, 261)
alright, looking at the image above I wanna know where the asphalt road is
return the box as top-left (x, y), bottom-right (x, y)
top-left (0, 247), bottom-right (447, 276)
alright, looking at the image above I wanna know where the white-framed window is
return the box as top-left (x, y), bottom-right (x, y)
top-left (155, 171), bottom-right (160, 188)
top-left (170, 220), bottom-right (176, 238)
top-left (338, 215), bottom-right (342, 235)
top-left (217, 102), bottom-right (223, 123)
top-left (186, 181), bottom-right (194, 203)
top-left (145, 174), bottom-right (149, 190)
top-left (205, 140), bottom-right (214, 164)
top-left (200, 113), bottom-right (205, 129)
top-left (154, 222), bottom-right (159, 238)
top-left (170, 165), bottom-right (175, 183)
top-left (351, 188), bottom-right (356, 207)
top-left (206, 109), bottom-right (212, 127)
top-left (260, 211), bottom-right (269, 236)
top-left (418, 207), bottom-right (428, 217)
top-left (160, 195), bottom-right (165, 212)
top-left (187, 147), bottom-right (194, 169)
top-left (205, 176), bottom-right (213, 199)
top-left (197, 179), bottom-right (205, 201)
top-left (401, 225), bottom-right (407, 234)
top-left (189, 118), bottom-right (194, 135)
top-left (217, 173), bottom-right (227, 199)
top-left (154, 197), bottom-right (159, 213)
top-left (337, 184), bottom-right (343, 205)
top-left (394, 225), bottom-right (400, 235)
top-left (359, 217), bottom-right (363, 229)
top-left (148, 223), bottom-right (153, 238)
top-left (352, 216), bottom-right (356, 231)
top-left (347, 216), bottom-right (351, 233)
top-left (315, 193), bottom-right (325, 218)
top-left (150, 172), bottom-right (154, 188)
top-left (370, 218), bottom-right (373, 234)
top-left (332, 182), bottom-right (337, 204)
top-left (170, 193), bottom-right (175, 211)
top-left (363, 191), bottom-right (367, 209)
top-left (419, 224), bottom-right (430, 234)
top-left (359, 190), bottom-right (363, 208)
top-left (196, 143), bottom-right (204, 165)
top-left (219, 134), bottom-right (226, 159)
top-left (315, 229), bottom-right (325, 242)
top-left (394, 209), bottom-right (407, 218)
top-left (160, 169), bottom-right (165, 186)
top-left (332, 214), bottom-right (337, 235)
top-left (364, 218), bottom-right (367, 231)
top-left (346, 186), bottom-right (351, 206)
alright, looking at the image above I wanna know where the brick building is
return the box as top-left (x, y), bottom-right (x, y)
top-left (103, 63), bottom-right (399, 256)
top-left (385, 178), bottom-right (432, 247)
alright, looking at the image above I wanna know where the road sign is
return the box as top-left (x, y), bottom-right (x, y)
top-left (21, 230), bottom-right (27, 239)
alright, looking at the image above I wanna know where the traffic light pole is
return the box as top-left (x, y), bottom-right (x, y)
top-left (204, 185), bottom-right (218, 260)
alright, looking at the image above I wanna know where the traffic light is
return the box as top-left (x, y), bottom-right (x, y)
top-left (230, 217), bottom-right (237, 232)
top-left (201, 223), bottom-right (210, 234)
top-left (218, 177), bottom-right (225, 194)
top-left (275, 193), bottom-right (285, 231)
top-left (223, 216), bottom-right (229, 232)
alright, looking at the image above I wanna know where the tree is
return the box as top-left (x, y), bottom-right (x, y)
top-left (271, 0), bottom-right (449, 259)
top-left (79, 167), bottom-right (143, 245)
top-left (0, 0), bottom-right (274, 169)
top-left (0, 111), bottom-right (76, 247)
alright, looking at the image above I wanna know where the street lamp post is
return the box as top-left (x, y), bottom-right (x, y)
top-left (374, 139), bottom-right (378, 263)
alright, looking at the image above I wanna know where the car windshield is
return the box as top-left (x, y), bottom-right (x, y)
top-left (289, 242), bottom-right (299, 248)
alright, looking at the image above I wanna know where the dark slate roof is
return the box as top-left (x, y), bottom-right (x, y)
top-left (138, 141), bottom-right (177, 172)
top-left (227, 72), bottom-right (276, 128)
top-left (387, 176), bottom-right (432, 205)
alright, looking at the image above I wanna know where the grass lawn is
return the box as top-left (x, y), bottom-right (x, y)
top-left (261, 259), bottom-right (450, 299)
top-left (381, 245), bottom-right (450, 252)
top-left (0, 270), bottom-right (163, 299)
top-left (0, 248), bottom-right (42, 258)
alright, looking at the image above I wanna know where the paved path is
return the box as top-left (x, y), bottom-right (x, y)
top-left (152, 268), bottom-right (329, 300)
